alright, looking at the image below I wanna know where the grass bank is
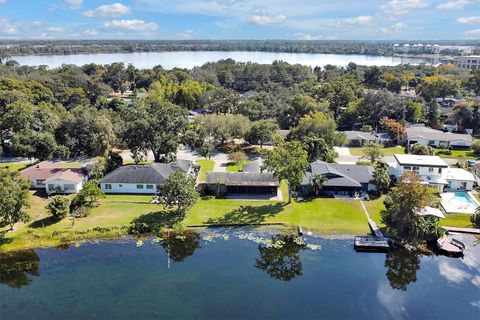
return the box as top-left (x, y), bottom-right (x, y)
top-left (1, 193), bottom-right (370, 252)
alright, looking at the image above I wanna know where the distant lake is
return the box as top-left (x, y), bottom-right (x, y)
top-left (1, 228), bottom-right (479, 320)
top-left (11, 51), bottom-right (435, 69)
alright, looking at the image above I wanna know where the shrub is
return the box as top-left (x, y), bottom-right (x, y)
top-left (471, 213), bottom-right (480, 228)
top-left (47, 196), bottom-right (71, 220)
top-left (471, 139), bottom-right (480, 154)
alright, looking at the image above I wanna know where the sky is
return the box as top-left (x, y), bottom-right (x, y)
top-left (0, 0), bottom-right (479, 40)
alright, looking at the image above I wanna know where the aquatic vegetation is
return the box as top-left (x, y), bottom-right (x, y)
top-left (136, 240), bottom-right (144, 247)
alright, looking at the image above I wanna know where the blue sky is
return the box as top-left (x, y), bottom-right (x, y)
top-left (0, 0), bottom-right (479, 40)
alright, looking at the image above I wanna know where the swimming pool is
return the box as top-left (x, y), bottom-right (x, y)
top-left (441, 192), bottom-right (480, 214)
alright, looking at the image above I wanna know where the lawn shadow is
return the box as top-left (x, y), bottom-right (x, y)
top-left (129, 210), bottom-right (186, 233)
top-left (205, 203), bottom-right (284, 225)
top-left (29, 216), bottom-right (60, 228)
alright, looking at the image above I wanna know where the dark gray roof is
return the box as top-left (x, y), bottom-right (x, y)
top-left (343, 131), bottom-right (391, 142)
top-left (100, 160), bottom-right (193, 184)
top-left (242, 160), bottom-right (261, 173)
top-left (205, 172), bottom-right (279, 187)
top-left (302, 161), bottom-right (374, 188)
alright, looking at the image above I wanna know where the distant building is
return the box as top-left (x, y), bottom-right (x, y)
top-left (456, 56), bottom-right (480, 70)
top-left (405, 126), bottom-right (473, 148)
top-left (343, 131), bottom-right (391, 146)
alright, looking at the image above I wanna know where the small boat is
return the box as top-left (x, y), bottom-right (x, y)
top-left (437, 236), bottom-right (465, 256)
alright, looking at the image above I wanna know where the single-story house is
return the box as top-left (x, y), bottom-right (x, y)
top-left (99, 160), bottom-right (196, 194)
top-left (300, 161), bottom-right (376, 196)
top-left (443, 168), bottom-right (476, 191)
top-left (20, 161), bottom-right (87, 194)
top-left (204, 160), bottom-right (279, 196)
top-left (343, 131), bottom-right (391, 146)
top-left (405, 126), bottom-right (473, 148)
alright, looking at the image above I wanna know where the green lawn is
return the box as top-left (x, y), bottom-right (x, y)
top-left (363, 196), bottom-right (386, 227)
top-left (1, 193), bottom-right (371, 252)
top-left (440, 214), bottom-right (474, 228)
top-left (435, 149), bottom-right (479, 160)
top-left (196, 159), bottom-right (215, 181)
top-left (226, 160), bottom-right (251, 172)
top-left (349, 146), bottom-right (405, 157)
top-left (0, 162), bottom-right (32, 172)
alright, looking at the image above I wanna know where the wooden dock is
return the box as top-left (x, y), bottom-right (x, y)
top-left (368, 219), bottom-right (384, 238)
top-left (354, 236), bottom-right (390, 252)
top-left (443, 226), bottom-right (480, 235)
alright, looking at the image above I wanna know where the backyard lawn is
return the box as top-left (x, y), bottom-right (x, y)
top-left (349, 146), bottom-right (405, 157)
top-left (226, 160), bottom-right (251, 172)
top-left (1, 193), bottom-right (371, 252)
top-left (196, 159), bottom-right (215, 181)
top-left (0, 162), bottom-right (31, 172)
top-left (435, 149), bottom-right (479, 160)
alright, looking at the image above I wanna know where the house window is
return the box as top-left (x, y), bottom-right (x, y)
top-left (412, 166), bottom-right (419, 173)
top-left (64, 184), bottom-right (74, 191)
top-left (37, 179), bottom-right (45, 186)
top-left (438, 168), bottom-right (442, 174)
top-left (136, 184), bottom-right (144, 189)
top-left (47, 184), bottom-right (55, 190)
top-left (404, 166), bottom-right (411, 170)
top-left (146, 185), bottom-right (154, 189)
top-left (105, 184), bottom-right (112, 190)
top-left (461, 182), bottom-right (467, 189)
top-left (428, 140), bottom-right (435, 145)
top-left (119, 184), bottom-right (122, 188)
top-left (428, 167), bottom-right (434, 173)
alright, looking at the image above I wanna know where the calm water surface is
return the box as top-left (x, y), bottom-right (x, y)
top-left (11, 51), bottom-right (434, 69)
top-left (0, 229), bottom-right (479, 320)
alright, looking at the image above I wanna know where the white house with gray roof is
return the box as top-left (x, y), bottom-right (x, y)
top-left (343, 131), bottom-right (391, 146)
top-left (405, 126), bottom-right (473, 148)
top-left (99, 160), bottom-right (195, 194)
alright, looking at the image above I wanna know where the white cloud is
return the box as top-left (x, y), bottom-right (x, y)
top-left (65, 0), bottom-right (83, 9)
top-left (333, 16), bottom-right (372, 27)
top-left (439, 261), bottom-right (471, 284)
top-left (465, 28), bottom-right (480, 36)
top-left (437, 0), bottom-right (469, 10)
top-left (83, 3), bottom-right (131, 18)
top-left (379, 0), bottom-right (428, 15)
top-left (380, 22), bottom-right (409, 33)
top-left (293, 32), bottom-right (323, 40)
top-left (177, 29), bottom-right (195, 38)
top-left (456, 16), bottom-right (480, 24)
top-left (103, 19), bottom-right (158, 32)
top-left (247, 14), bottom-right (286, 25)
top-left (0, 18), bottom-right (17, 34)
top-left (0, 0), bottom-right (6, 4)
top-left (84, 29), bottom-right (98, 36)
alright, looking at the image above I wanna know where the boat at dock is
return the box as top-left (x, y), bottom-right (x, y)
top-left (437, 236), bottom-right (465, 256)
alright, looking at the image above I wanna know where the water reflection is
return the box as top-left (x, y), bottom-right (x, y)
top-left (384, 248), bottom-right (421, 291)
top-left (158, 231), bottom-right (201, 263)
top-left (255, 234), bottom-right (306, 281)
top-left (0, 250), bottom-right (40, 289)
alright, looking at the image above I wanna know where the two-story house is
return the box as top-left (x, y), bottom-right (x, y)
top-left (391, 154), bottom-right (475, 192)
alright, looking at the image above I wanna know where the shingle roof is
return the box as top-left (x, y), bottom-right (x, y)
top-left (343, 131), bottom-right (391, 142)
top-left (406, 127), bottom-right (473, 142)
top-left (302, 161), bottom-right (374, 188)
top-left (45, 169), bottom-right (86, 183)
top-left (100, 160), bottom-right (193, 184)
top-left (20, 161), bottom-right (86, 181)
top-left (205, 172), bottom-right (279, 187)
top-left (242, 161), bottom-right (261, 173)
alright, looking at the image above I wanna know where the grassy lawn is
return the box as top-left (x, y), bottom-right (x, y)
top-left (435, 149), bottom-right (479, 160)
top-left (349, 146), bottom-right (405, 157)
top-left (440, 214), bottom-right (474, 228)
top-left (363, 196), bottom-right (386, 227)
top-left (123, 160), bottom-right (155, 165)
top-left (226, 160), bottom-right (251, 172)
top-left (0, 162), bottom-right (31, 172)
top-left (196, 159), bottom-right (215, 181)
top-left (1, 193), bottom-right (371, 252)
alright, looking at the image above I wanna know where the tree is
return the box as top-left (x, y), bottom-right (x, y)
top-left (425, 100), bottom-right (441, 128)
top-left (381, 172), bottom-right (444, 243)
top-left (247, 119), bottom-right (279, 148)
top-left (418, 77), bottom-right (459, 102)
top-left (357, 90), bottom-right (404, 125)
top-left (255, 235), bottom-right (305, 281)
top-left (312, 174), bottom-right (327, 196)
top-left (229, 151), bottom-right (247, 170)
top-left (159, 171), bottom-right (199, 214)
top-left (362, 142), bottom-right (384, 163)
top-left (0, 168), bottom-right (30, 230)
top-left (47, 196), bottom-right (71, 220)
top-left (470, 208), bottom-right (480, 228)
top-left (289, 112), bottom-right (339, 162)
top-left (373, 161), bottom-right (391, 194)
top-left (282, 94), bottom-right (327, 128)
top-left (471, 139), bottom-right (480, 154)
top-left (315, 77), bottom-right (359, 119)
top-left (70, 180), bottom-right (105, 216)
top-left (262, 140), bottom-right (309, 203)
top-left (410, 143), bottom-right (435, 155)
top-left (379, 117), bottom-right (406, 143)
top-left (124, 99), bottom-right (189, 163)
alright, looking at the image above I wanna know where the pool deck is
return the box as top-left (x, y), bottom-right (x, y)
top-left (440, 191), bottom-right (479, 214)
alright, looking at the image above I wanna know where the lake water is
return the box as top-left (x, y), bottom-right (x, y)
top-left (1, 229), bottom-right (479, 320)
top-left (11, 51), bottom-right (434, 69)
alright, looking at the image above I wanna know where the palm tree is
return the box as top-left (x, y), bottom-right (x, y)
top-left (362, 142), bottom-right (384, 163)
top-left (373, 161), bottom-right (391, 194)
top-left (312, 174), bottom-right (327, 196)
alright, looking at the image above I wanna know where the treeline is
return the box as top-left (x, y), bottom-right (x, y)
top-left (1, 40), bottom-right (478, 57)
top-left (0, 59), bottom-right (479, 164)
